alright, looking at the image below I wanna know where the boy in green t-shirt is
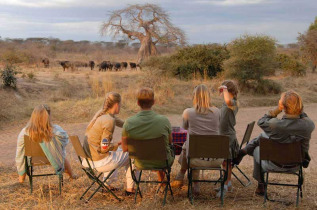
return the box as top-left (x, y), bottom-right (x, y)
top-left (121, 87), bottom-right (174, 183)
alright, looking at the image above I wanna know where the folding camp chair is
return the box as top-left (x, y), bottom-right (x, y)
top-left (187, 135), bottom-right (230, 205)
top-left (232, 121), bottom-right (255, 187)
top-left (24, 135), bottom-right (63, 195)
top-left (69, 136), bottom-right (121, 202)
top-left (127, 136), bottom-right (173, 206)
top-left (259, 137), bottom-right (303, 207)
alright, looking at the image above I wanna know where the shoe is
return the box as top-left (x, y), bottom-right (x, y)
top-left (125, 190), bottom-right (136, 196)
top-left (255, 183), bottom-right (265, 196)
top-left (216, 185), bottom-right (228, 198)
top-left (170, 180), bottom-right (184, 188)
top-left (232, 149), bottom-right (247, 165)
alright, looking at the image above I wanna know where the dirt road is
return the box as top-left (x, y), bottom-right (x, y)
top-left (1, 104), bottom-right (316, 168)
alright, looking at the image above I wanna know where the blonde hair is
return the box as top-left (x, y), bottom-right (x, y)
top-left (282, 90), bottom-right (303, 115)
top-left (193, 84), bottom-right (212, 114)
top-left (86, 92), bottom-right (121, 132)
top-left (137, 87), bottom-right (154, 109)
top-left (26, 104), bottom-right (53, 143)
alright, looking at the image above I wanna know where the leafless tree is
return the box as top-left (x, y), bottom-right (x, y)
top-left (298, 17), bottom-right (317, 73)
top-left (100, 4), bottom-right (186, 64)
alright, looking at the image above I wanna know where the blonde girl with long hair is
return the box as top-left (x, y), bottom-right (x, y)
top-left (171, 84), bottom-right (222, 194)
top-left (15, 105), bottom-right (75, 183)
top-left (83, 92), bottom-right (135, 194)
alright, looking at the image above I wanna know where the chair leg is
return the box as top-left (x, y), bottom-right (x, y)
top-left (59, 174), bottom-right (63, 195)
top-left (220, 171), bottom-right (224, 206)
top-left (233, 165), bottom-right (252, 187)
top-left (134, 170), bottom-right (142, 203)
top-left (80, 173), bottom-right (102, 200)
top-left (167, 170), bottom-right (174, 200)
top-left (30, 167), bottom-right (33, 194)
top-left (189, 169), bottom-right (193, 204)
top-left (163, 182), bottom-right (168, 206)
top-left (263, 173), bottom-right (269, 205)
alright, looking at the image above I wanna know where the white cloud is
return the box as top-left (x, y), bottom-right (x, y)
top-left (196, 0), bottom-right (267, 6)
top-left (0, 0), bottom-right (166, 8)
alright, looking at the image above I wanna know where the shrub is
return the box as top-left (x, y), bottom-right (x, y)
top-left (143, 44), bottom-right (229, 80)
top-left (1, 65), bottom-right (18, 88)
top-left (27, 72), bottom-right (35, 80)
top-left (242, 79), bottom-right (282, 95)
top-left (224, 34), bottom-right (277, 85)
top-left (276, 54), bottom-right (306, 76)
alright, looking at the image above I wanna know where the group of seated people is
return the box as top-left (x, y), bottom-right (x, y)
top-left (15, 80), bottom-right (315, 199)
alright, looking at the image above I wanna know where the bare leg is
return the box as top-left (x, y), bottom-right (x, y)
top-left (223, 160), bottom-right (232, 185)
top-left (19, 174), bottom-right (26, 183)
top-left (64, 158), bottom-right (75, 178)
top-left (158, 171), bottom-right (165, 182)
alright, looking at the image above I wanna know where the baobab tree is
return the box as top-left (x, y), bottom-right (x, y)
top-left (100, 4), bottom-right (186, 64)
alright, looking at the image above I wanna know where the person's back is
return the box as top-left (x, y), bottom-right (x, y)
top-left (183, 107), bottom-right (220, 136)
top-left (123, 110), bottom-right (173, 169)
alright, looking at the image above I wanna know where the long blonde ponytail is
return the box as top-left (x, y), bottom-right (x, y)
top-left (86, 92), bottom-right (121, 133)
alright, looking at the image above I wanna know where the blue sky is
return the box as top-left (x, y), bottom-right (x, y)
top-left (0, 0), bottom-right (316, 44)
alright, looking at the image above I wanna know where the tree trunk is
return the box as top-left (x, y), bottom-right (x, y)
top-left (137, 36), bottom-right (158, 64)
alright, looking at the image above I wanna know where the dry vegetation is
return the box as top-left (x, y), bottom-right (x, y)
top-left (1, 59), bottom-right (317, 209)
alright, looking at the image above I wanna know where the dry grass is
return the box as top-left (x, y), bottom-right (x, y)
top-left (1, 154), bottom-right (317, 210)
top-left (1, 67), bottom-right (317, 129)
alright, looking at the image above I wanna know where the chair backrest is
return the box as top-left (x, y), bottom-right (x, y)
top-left (188, 135), bottom-right (230, 159)
top-left (24, 135), bottom-right (50, 165)
top-left (69, 136), bottom-right (88, 159)
top-left (240, 121), bottom-right (255, 149)
top-left (259, 137), bottom-right (302, 165)
top-left (127, 136), bottom-right (167, 161)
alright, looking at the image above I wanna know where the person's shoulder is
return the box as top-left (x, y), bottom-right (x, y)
top-left (155, 113), bottom-right (170, 123)
top-left (53, 124), bottom-right (67, 135)
top-left (97, 114), bottom-right (115, 124)
top-left (210, 106), bottom-right (220, 112)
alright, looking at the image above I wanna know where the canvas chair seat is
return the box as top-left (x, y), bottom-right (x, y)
top-left (260, 137), bottom-right (304, 207)
top-left (24, 135), bottom-right (63, 195)
top-left (187, 135), bottom-right (230, 206)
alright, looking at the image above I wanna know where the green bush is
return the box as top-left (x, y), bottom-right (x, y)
top-left (27, 72), bottom-right (36, 80)
top-left (276, 54), bottom-right (306, 76)
top-left (242, 79), bottom-right (282, 95)
top-left (143, 44), bottom-right (229, 79)
top-left (1, 65), bottom-right (18, 88)
top-left (224, 35), bottom-right (277, 86)
top-left (223, 34), bottom-right (280, 94)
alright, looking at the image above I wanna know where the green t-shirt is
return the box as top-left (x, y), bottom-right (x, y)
top-left (122, 110), bottom-right (174, 169)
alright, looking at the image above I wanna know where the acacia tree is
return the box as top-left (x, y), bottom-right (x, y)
top-left (298, 17), bottom-right (317, 73)
top-left (100, 4), bottom-right (186, 64)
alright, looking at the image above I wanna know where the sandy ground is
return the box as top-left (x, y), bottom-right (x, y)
top-left (1, 104), bottom-right (316, 169)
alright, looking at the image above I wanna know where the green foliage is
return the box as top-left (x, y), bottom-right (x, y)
top-left (298, 17), bottom-right (317, 72)
top-left (242, 79), bottom-right (282, 95)
top-left (224, 34), bottom-right (277, 85)
top-left (276, 54), bottom-right (306, 76)
top-left (1, 65), bottom-right (18, 88)
top-left (143, 44), bottom-right (229, 79)
top-left (224, 34), bottom-right (279, 94)
top-left (308, 17), bottom-right (317, 31)
top-left (27, 72), bottom-right (35, 80)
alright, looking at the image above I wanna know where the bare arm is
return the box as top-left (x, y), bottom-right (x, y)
top-left (169, 133), bottom-right (173, 144)
top-left (121, 136), bottom-right (128, 152)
